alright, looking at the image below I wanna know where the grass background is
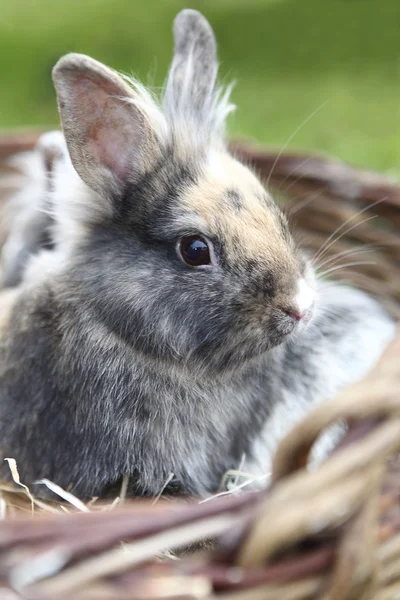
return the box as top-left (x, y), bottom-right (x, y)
top-left (1, 0), bottom-right (399, 174)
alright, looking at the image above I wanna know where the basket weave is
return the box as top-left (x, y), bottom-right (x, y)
top-left (0, 132), bottom-right (399, 600)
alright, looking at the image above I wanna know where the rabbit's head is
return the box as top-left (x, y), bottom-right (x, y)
top-left (51, 10), bottom-right (315, 374)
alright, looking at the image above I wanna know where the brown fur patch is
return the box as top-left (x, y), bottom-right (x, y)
top-left (178, 151), bottom-right (296, 269)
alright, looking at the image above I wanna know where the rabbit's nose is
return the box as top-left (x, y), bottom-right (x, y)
top-left (283, 309), bottom-right (306, 322)
top-left (281, 278), bottom-right (315, 322)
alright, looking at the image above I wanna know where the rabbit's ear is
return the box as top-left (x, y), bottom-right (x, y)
top-left (52, 54), bottom-right (158, 197)
top-left (164, 10), bottom-right (218, 120)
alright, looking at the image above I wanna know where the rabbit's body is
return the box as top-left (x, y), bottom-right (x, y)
top-left (0, 10), bottom-right (395, 498)
top-left (0, 272), bottom-right (279, 496)
top-left (0, 257), bottom-right (393, 497)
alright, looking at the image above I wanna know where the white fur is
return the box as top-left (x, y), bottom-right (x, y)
top-left (296, 277), bottom-right (315, 316)
top-left (0, 150), bottom-right (49, 285)
top-left (120, 73), bottom-right (235, 156)
top-left (0, 131), bottom-right (67, 261)
top-left (244, 281), bottom-right (396, 482)
top-left (35, 130), bottom-right (66, 155)
top-left (50, 152), bottom-right (109, 253)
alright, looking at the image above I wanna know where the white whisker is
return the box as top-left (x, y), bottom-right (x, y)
top-left (312, 196), bottom-right (388, 264)
top-left (265, 100), bottom-right (329, 189)
top-left (277, 155), bottom-right (314, 194)
top-left (286, 188), bottom-right (322, 217)
top-left (316, 245), bottom-right (377, 270)
top-left (312, 214), bottom-right (379, 265)
top-left (318, 260), bottom-right (377, 277)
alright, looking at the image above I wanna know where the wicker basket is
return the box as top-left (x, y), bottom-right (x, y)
top-left (0, 131), bottom-right (399, 600)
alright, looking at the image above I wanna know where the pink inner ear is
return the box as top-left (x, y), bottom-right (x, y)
top-left (72, 74), bottom-right (137, 182)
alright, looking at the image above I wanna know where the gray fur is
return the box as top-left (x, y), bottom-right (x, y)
top-left (224, 189), bottom-right (244, 213)
top-left (0, 10), bottom-right (395, 499)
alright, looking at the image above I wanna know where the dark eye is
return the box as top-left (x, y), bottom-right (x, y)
top-left (179, 236), bottom-right (211, 267)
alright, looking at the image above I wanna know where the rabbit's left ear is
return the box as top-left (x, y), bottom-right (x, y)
top-left (52, 53), bottom-right (158, 198)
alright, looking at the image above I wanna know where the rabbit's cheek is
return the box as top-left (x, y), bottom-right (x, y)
top-left (231, 312), bottom-right (297, 356)
top-left (273, 314), bottom-right (299, 337)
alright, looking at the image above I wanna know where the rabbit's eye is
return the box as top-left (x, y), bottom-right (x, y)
top-left (179, 236), bottom-right (211, 267)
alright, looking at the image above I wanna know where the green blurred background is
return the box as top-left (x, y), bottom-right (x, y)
top-left (1, 0), bottom-right (399, 174)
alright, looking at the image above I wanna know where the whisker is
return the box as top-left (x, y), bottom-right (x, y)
top-left (316, 245), bottom-right (378, 270)
top-left (312, 196), bottom-right (388, 263)
top-left (276, 156), bottom-right (314, 194)
top-left (312, 214), bottom-right (379, 265)
top-left (318, 260), bottom-right (377, 277)
top-left (265, 100), bottom-right (329, 189)
top-left (286, 188), bottom-right (321, 217)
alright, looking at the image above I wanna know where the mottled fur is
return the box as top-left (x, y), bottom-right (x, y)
top-left (0, 10), bottom-right (394, 498)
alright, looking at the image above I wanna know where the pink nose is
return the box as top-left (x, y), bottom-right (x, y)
top-left (284, 309), bottom-right (305, 322)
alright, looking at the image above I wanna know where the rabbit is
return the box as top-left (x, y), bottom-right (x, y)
top-left (0, 9), bottom-right (395, 500)
top-left (0, 131), bottom-right (66, 288)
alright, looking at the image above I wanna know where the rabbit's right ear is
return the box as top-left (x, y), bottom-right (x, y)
top-left (164, 10), bottom-right (218, 122)
top-left (52, 54), bottom-right (158, 198)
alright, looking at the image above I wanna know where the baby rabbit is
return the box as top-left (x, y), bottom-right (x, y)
top-left (0, 131), bottom-right (66, 288)
top-left (0, 10), bottom-right (394, 499)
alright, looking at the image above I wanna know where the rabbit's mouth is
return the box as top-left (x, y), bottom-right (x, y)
top-left (190, 315), bottom-right (302, 374)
